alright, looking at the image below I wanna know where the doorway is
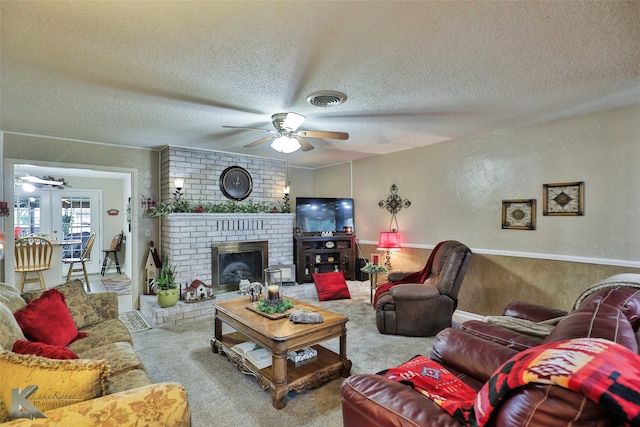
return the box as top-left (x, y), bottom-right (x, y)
top-left (7, 162), bottom-right (134, 306)
top-left (13, 188), bottom-right (102, 273)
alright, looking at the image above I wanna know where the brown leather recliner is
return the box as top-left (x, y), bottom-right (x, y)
top-left (375, 240), bottom-right (472, 336)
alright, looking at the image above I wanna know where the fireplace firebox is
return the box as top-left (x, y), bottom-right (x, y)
top-left (211, 241), bottom-right (268, 295)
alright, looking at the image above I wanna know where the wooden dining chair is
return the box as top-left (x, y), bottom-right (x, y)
top-left (26, 232), bottom-right (58, 242)
top-left (15, 237), bottom-right (53, 291)
top-left (101, 231), bottom-right (124, 276)
top-left (63, 232), bottom-right (96, 291)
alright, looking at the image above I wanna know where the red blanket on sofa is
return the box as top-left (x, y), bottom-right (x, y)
top-left (373, 241), bottom-right (446, 307)
top-left (382, 338), bottom-right (640, 426)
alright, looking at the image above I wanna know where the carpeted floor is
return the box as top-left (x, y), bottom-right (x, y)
top-left (132, 282), bottom-right (435, 427)
top-left (102, 276), bottom-right (132, 296)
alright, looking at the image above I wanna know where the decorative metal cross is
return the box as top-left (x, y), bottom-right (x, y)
top-left (379, 184), bottom-right (411, 230)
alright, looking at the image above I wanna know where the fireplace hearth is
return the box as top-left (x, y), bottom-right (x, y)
top-left (212, 240), bottom-right (268, 295)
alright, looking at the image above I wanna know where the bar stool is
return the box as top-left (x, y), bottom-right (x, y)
top-left (101, 231), bottom-right (124, 276)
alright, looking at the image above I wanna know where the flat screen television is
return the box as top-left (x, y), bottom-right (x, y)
top-left (295, 197), bottom-right (354, 234)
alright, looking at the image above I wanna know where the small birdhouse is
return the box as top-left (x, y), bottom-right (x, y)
top-left (145, 241), bottom-right (162, 294)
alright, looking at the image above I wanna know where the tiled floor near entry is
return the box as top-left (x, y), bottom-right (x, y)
top-left (86, 272), bottom-right (133, 312)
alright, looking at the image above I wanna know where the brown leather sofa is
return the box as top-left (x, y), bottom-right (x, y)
top-left (342, 283), bottom-right (640, 426)
top-left (375, 240), bottom-right (472, 337)
top-left (458, 300), bottom-right (569, 351)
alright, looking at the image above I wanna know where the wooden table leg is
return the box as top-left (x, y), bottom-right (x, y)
top-left (339, 326), bottom-right (352, 376)
top-left (211, 315), bottom-right (221, 353)
top-left (270, 351), bottom-right (289, 409)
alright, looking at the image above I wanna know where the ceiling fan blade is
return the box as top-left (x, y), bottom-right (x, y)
top-left (295, 137), bottom-right (315, 152)
top-left (296, 130), bottom-right (349, 140)
top-left (223, 125), bottom-right (276, 134)
top-left (21, 176), bottom-right (63, 185)
top-left (243, 136), bottom-right (275, 148)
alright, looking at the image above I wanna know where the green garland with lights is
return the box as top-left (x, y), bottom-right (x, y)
top-left (149, 199), bottom-right (291, 216)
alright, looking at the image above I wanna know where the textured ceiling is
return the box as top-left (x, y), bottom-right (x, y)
top-left (1, 1), bottom-right (638, 168)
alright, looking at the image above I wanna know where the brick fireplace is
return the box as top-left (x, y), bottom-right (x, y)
top-left (160, 213), bottom-right (295, 289)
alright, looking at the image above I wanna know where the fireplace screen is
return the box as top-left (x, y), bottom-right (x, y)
top-left (211, 241), bottom-right (268, 295)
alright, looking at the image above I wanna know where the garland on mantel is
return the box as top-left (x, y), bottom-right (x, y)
top-left (149, 199), bottom-right (290, 217)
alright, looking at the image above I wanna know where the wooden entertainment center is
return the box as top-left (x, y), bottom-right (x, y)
top-left (293, 234), bottom-right (357, 283)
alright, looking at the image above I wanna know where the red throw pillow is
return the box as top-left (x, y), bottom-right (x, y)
top-left (312, 272), bottom-right (351, 301)
top-left (13, 289), bottom-right (86, 347)
top-left (12, 340), bottom-right (79, 360)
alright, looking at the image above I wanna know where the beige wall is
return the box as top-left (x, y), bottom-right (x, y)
top-left (358, 243), bottom-right (637, 314)
top-left (289, 167), bottom-right (314, 203)
top-left (2, 133), bottom-right (160, 308)
top-left (316, 105), bottom-right (640, 314)
top-left (312, 162), bottom-right (353, 198)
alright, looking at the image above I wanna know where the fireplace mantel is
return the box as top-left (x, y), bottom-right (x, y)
top-left (160, 213), bottom-right (295, 287)
top-left (163, 213), bottom-right (294, 219)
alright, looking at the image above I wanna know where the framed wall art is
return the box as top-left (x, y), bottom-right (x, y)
top-left (502, 199), bottom-right (536, 230)
top-left (543, 181), bottom-right (584, 216)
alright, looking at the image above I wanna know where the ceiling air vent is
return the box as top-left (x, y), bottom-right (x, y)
top-left (306, 91), bottom-right (347, 107)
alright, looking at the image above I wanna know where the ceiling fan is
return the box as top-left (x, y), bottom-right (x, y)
top-left (14, 172), bottom-right (68, 190)
top-left (223, 112), bottom-right (349, 154)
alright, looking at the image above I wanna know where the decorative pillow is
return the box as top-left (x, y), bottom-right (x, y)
top-left (14, 289), bottom-right (87, 347)
top-left (0, 350), bottom-right (108, 417)
top-left (0, 398), bottom-right (8, 423)
top-left (12, 340), bottom-right (79, 360)
top-left (312, 272), bottom-right (352, 301)
top-left (22, 280), bottom-right (102, 329)
top-left (0, 283), bottom-right (27, 313)
top-left (0, 303), bottom-right (25, 350)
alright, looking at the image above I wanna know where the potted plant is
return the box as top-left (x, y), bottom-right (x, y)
top-left (361, 262), bottom-right (389, 275)
top-left (155, 255), bottom-right (179, 308)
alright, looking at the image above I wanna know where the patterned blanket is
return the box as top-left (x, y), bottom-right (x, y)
top-left (382, 338), bottom-right (640, 426)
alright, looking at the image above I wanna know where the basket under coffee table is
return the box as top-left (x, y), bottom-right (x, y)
top-left (211, 297), bottom-right (352, 409)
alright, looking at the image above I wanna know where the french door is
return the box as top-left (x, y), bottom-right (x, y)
top-left (15, 189), bottom-right (101, 273)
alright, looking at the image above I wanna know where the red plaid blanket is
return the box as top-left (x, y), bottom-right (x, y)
top-left (382, 338), bottom-right (640, 426)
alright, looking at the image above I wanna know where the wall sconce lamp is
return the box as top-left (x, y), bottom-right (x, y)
top-left (283, 182), bottom-right (291, 208)
top-left (377, 230), bottom-right (401, 270)
top-left (173, 178), bottom-right (185, 202)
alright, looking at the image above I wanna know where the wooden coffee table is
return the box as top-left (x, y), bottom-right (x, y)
top-left (211, 297), bottom-right (352, 409)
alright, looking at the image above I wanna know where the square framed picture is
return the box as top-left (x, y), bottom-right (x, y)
top-left (543, 181), bottom-right (584, 216)
top-left (502, 199), bottom-right (536, 230)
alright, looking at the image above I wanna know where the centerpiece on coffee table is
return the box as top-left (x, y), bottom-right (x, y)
top-left (247, 268), bottom-right (294, 319)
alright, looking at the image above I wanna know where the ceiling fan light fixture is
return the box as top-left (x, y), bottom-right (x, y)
top-left (282, 112), bottom-right (305, 131)
top-left (271, 136), bottom-right (301, 154)
top-left (307, 90), bottom-right (347, 107)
